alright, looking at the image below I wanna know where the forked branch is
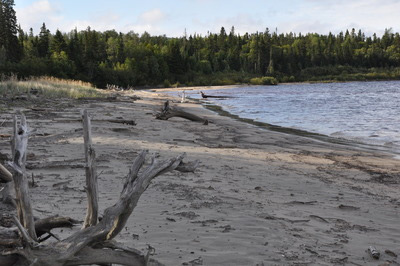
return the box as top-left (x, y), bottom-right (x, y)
top-left (0, 110), bottom-right (199, 266)
top-left (58, 151), bottom-right (186, 261)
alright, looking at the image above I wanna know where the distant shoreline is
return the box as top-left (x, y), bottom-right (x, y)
top-left (149, 78), bottom-right (400, 92)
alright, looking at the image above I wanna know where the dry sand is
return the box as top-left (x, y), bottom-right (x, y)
top-left (1, 88), bottom-right (400, 265)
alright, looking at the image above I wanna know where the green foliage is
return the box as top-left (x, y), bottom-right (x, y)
top-left (163, 79), bottom-right (171, 88)
top-left (38, 23), bottom-right (50, 58)
top-left (250, 76), bottom-right (278, 85)
top-left (50, 29), bottom-right (67, 54)
top-left (2, 9), bottom-right (400, 88)
top-left (0, 0), bottom-right (22, 61)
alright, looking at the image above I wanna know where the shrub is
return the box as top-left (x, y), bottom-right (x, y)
top-left (250, 76), bottom-right (278, 85)
top-left (163, 79), bottom-right (171, 88)
top-left (172, 81), bottom-right (180, 88)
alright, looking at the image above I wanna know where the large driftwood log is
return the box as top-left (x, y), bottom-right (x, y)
top-left (156, 101), bottom-right (209, 124)
top-left (0, 110), bottom-right (198, 266)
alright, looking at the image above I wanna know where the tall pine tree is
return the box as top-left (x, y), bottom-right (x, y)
top-left (0, 0), bottom-right (22, 61)
top-left (38, 23), bottom-right (50, 57)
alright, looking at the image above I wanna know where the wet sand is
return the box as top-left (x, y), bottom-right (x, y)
top-left (1, 89), bottom-right (400, 265)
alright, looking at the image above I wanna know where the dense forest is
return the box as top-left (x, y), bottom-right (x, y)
top-left (1, 0), bottom-right (400, 88)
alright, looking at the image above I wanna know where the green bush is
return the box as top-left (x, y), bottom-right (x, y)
top-left (250, 76), bottom-right (278, 85)
top-left (212, 78), bottom-right (235, 86)
top-left (163, 79), bottom-right (171, 88)
top-left (172, 81), bottom-right (180, 88)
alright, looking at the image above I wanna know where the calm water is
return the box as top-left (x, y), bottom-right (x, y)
top-left (173, 81), bottom-right (400, 153)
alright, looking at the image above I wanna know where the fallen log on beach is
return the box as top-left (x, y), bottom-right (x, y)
top-left (0, 111), bottom-right (199, 266)
top-left (156, 100), bottom-right (209, 124)
top-left (200, 91), bottom-right (233, 99)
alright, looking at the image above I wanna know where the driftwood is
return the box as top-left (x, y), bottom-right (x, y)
top-left (0, 163), bottom-right (12, 183)
top-left (155, 101), bottom-right (208, 125)
top-left (176, 160), bottom-right (200, 173)
top-left (200, 91), bottom-right (233, 99)
top-left (34, 216), bottom-right (79, 240)
top-left (106, 119), bottom-right (136, 126)
top-left (0, 110), bottom-right (198, 266)
top-left (78, 95), bottom-right (140, 102)
top-left (1, 128), bottom-right (14, 204)
top-left (7, 114), bottom-right (38, 241)
top-left (52, 118), bottom-right (136, 126)
top-left (81, 110), bottom-right (98, 229)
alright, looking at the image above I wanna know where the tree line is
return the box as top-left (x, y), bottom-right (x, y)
top-left (1, 0), bottom-right (400, 88)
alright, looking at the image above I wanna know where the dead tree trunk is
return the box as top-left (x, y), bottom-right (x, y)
top-left (156, 101), bottom-right (209, 124)
top-left (0, 110), bottom-right (198, 266)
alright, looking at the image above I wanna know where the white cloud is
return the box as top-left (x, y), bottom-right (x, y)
top-left (190, 14), bottom-right (265, 36)
top-left (139, 9), bottom-right (166, 24)
top-left (15, 0), bottom-right (400, 37)
top-left (121, 9), bottom-right (168, 35)
top-left (66, 8), bottom-right (169, 36)
top-left (215, 14), bottom-right (265, 34)
top-left (278, 20), bottom-right (333, 35)
top-left (16, 2), bottom-right (168, 36)
top-left (294, 0), bottom-right (400, 36)
top-left (65, 13), bottom-right (121, 33)
top-left (16, 0), bottom-right (63, 33)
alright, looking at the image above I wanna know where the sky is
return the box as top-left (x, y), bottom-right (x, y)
top-left (14, 0), bottom-right (400, 37)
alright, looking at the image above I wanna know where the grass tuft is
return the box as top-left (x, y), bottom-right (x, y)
top-left (0, 76), bottom-right (106, 99)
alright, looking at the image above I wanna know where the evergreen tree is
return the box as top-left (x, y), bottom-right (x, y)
top-left (50, 29), bottom-right (67, 54)
top-left (1, 17), bottom-right (400, 87)
top-left (67, 28), bottom-right (83, 70)
top-left (38, 23), bottom-right (50, 57)
top-left (116, 32), bottom-right (125, 63)
top-left (167, 39), bottom-right (185, 76)
top-left (0, 0), bottom-right (22, 61)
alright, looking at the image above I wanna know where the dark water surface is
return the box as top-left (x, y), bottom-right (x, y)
top-left (170, 81), bottom-right (400, 154)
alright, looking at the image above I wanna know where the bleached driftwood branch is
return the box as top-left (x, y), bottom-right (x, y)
top-left (0, 110), bottom-right (198, 266)
top-left (8, 114), bottom-right (38, 242)
top-left (81, 110), bottom-right (98, 229)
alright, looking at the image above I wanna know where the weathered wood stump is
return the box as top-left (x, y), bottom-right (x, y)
top-left (0, 111), bottom-right (198, 266)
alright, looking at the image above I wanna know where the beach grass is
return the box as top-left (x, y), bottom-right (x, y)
top-left (0, 76), bottom-right (106, 99)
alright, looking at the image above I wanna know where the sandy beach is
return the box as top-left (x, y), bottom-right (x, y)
top-left (1, 88), bottom-right (400, 265)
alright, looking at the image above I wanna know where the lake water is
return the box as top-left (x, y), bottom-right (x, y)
top-left (171, 81), bottom-right (400, 154)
